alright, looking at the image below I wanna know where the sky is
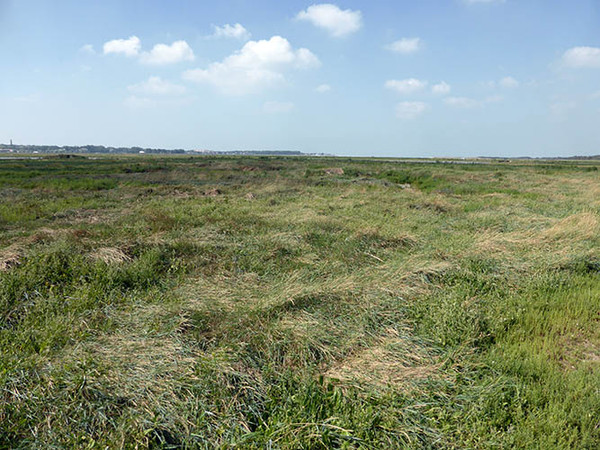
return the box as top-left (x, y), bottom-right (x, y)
top-left (1, 0), bottom-right (599, 157)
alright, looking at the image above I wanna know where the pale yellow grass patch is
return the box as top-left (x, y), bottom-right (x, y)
top-left (90, 247), bottom-right (131, 264)
top-left (325, 330), bottom-right (441, 390)
top-left (542, 212), bottom-right (599, 241)
top-left (0, 245), bottom-right (21, 271)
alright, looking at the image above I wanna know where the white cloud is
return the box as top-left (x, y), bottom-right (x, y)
top-left (263, 101), bottom-right (294, 113)
top-left (431, 81), bottom-right (451, 95)
top-left (80, 44), bottom-right (95, 55)
top-left (499, 76), bottom-right (519, 88)
top-left (385, 38), bottom-right (421, 54)
top-left (296, 4), bottom-right (362, 38)
top-left (562, 46), bottom-right (600, 68)
top-left (591, 90), bottom-right (600, 99)
top-left (316, 84), bottom-right (331, 93)
top-left (182, 36), bottom-right (319, 95)
top-left (140, 40), bottom-right (195, 65)
top-left (444, 96), bottom-right (480, 108)
top-left (385, 78), bottom-right (428, 95)
top-left (395, 101), bottom-right (428, 119)
top-left (103, 36), bottom-right (141, 57)
top-left (211, 23), bottom-right (251, 40)
top-left (128, 76), bottom-right (186, 96)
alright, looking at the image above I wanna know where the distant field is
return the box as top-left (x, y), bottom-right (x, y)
top-left (1, 155), bottom-right (599, 448)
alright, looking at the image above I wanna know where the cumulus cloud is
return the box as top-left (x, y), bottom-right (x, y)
top-left (103, 36), bottom-right (141, 57)
top-left (140, 40), bottom-right (195, 65)
top-left (182, 36), bottom-right (319, 95)
top-left (296, 4), bottom-right (362, 38)
top-left (385, 38), bottom-right (421, 54)
top-left (431, 81), bottom-right (451, 95)
top-left (128, 76), bottom-right (186, 96)
top-left (562, 46), bottom-right (600, 68)
top-left (211, 23), bottom-right (251, 40)
top-left (316, 84), bottom-right (331, 93)
top-left (395, 101), bottom-right (428, 119)
top-left (499, 76), bottom-right (519, 88)
top-left (263, 101), bottom-right (295, 113)
top-left (385, 78), bottom-right (428, 95)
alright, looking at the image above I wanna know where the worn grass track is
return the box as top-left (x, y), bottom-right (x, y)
top-left (1, 155), bottom-right (599, 448)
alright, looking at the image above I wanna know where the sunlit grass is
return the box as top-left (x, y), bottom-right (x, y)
top-left (1, 154), bottom-right (599, 448)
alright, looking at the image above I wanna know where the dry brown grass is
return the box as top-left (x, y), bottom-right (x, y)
top-left (325, 330), bottom-right (441, 390)
top-left (0, 245), bottom-right (21, 271)
top-left (90, 247), bottom-right (131, 265)
top-left (542, 212), bottom-right (599, 242)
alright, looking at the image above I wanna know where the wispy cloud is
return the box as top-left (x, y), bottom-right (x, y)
top-left (210, 23), bottom-right (251, 40)
top-left (385, 78), bottom-right (428, 95)
top-left (562, 46), bottom-right (600, 68)
top-left (80, 44), bottom-right (95, 55)
top-left (263, 101), bottom-right (294, 113)
top-left (128, 76), bottom-right (186, 96)
top-left (395, 101), bottom-right (428, 119)
top-left (444, 95), bottom-right (504, 108)
top-left (385, 38), bottom-right (422, 54)
top-left (499, 76), bottom-right (519, 88)
top-left (123, 95), bottom-right (156, 109)
top-left (431, 81), bottom-right (451, 95)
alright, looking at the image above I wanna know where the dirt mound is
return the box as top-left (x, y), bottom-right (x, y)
top-left (324, 168), bottom-right (344, 175)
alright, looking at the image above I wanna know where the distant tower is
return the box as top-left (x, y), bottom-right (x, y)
top-left (10, 139), bottom-right (12, 146)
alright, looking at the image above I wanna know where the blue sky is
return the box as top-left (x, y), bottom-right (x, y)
top-left (1, 0), bottom-right (599, 156)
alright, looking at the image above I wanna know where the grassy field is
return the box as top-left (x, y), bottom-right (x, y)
top-left (1, 154), bottom-right (599, 448)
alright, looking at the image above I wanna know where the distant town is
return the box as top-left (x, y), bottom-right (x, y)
top-left (0, 143), bottom-right (330, 157)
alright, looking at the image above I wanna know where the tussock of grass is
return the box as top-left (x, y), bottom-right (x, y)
top-left (0, 245), bottom-right (21, 271)
top-left (90, 247), bottom-right (132, 265)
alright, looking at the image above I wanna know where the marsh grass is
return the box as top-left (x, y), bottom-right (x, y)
top-left (0, 155), bottom-right (599, 448)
